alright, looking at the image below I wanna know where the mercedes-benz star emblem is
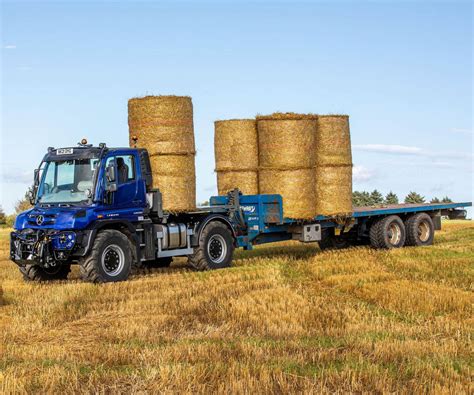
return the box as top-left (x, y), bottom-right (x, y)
top-left (36, 215), bottom-right (44, 226)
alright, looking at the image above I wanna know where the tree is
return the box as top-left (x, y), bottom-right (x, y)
top-left (352, 191), bottom-right (372, 207)
top-left (352, 191), bottom-right (364, 207)
top-left (430, 197), bottom-right (440, 203)
top-left (15, 192), bottom-right (32, 214)
top-left (385, 191), bottom-right (399, 205)
top-left (370, 190), bottom-right (384, 205)
top-left (405, 191), bottom-right (425, 204)
top-left (441, 196), bottom-right (453, 203)
top-left (0, 206), bottom-right (6, 225)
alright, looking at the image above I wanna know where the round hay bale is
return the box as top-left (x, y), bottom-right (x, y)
top-left (315, 115), bottom-right (352, 165)
top-left (259, 168), bottom-right (316, 219)
top-left (257, 113), bottom-right (317, 169)
top-left (214, 119), bottom-right (258, 171)
top-left (315, 164), bottom-right (353, 216)
top-left (128, 95), bottom-right (195, 155)
top-left (217, 170), bottom-right (258, 196)
top-left (149, 154), bottom-right (196, 212)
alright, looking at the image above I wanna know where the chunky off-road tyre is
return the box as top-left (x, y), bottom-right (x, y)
top-left (404, 213), bottom-right (434, 247)
top-left (20, 264), bottom-right (71, 282)
top-left (144, 257), bottom-right (173, 268)
top-left (369, 215), bottom-right (406, 249)
top-left (188, 222), bottom-right (234, 270)
top-left (79, 230), bottom-right (132, 283)
top-left (318, 229), bottom-right (351, 251)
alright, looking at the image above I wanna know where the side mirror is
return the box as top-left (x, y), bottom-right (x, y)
top-left (34, 169), bottom-right (40, 185)
top-left (27, 187), bottom-right (35, 205)
top-left (105, 164), bottom-right (116, 182)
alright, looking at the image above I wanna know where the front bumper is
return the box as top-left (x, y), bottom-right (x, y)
top-left (10, 229), bottom-right (81, 267)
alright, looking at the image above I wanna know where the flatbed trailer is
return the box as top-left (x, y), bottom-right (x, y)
top-left (208, 193), bottom-right (472, 251)
top-left (10, 143), bottom-right (472, 283)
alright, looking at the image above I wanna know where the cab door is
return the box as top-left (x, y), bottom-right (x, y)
top-left (104, 154), bottom-right (139, 209)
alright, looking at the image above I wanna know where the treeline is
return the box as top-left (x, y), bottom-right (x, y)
top-left (0, 193), bottom-right (32, 228)
top-left (352, 190), bottom-right (453, 207)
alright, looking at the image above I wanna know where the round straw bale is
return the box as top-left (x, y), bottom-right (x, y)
top-left (257, 113), bottom-right (317, 169)
top-left (259, 168), bottom-right (317, 219)
top-left (214, 119), bottom-right (258, 171)
top-left (315, 115), bottom-right (352, 165)
top-left (149, 154), bottom-right (196, 212)
top-left (314, 164), bottom-right (353, 216)
top-left (128, 96), bottom-right (195, 155)
top-left (217, 170), bottom-right (258, 196)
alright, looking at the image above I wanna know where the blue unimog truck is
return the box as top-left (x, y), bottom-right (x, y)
top-left (10, 141), bottom-right (472, 283)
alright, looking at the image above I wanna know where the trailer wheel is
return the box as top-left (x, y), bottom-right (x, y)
top-left (369, 215), bottom-right (406, 249)
top-left (79, 230), bottom-right (132, 283)
top-left (188, 222), bottom-right (234, 270)
top-left (20, 263), bottom-right (71, 282)
top-left (405, 213), bottom-right (434, 247)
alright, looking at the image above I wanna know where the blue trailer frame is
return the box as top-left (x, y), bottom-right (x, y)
top-left (209, 194), bottom-right (472, 250)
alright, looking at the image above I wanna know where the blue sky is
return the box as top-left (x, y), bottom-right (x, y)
top-left (1, 0), bottom-right (472, 215)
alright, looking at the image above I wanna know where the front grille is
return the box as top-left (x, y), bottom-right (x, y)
top-left (27, 213), bottom-right (57, 226)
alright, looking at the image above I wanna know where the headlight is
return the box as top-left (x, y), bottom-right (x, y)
top-left (52, 232), bottom-right (76, 250)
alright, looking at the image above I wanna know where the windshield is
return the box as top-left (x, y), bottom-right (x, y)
top-left (37, 158), bottom-right (99, 204)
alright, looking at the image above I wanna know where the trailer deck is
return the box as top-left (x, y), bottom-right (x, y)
top-left (350, 202), bottom-right (472, 219)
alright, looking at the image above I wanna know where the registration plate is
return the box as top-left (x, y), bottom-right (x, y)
top-left (57, 148), bottom-right (73, 155)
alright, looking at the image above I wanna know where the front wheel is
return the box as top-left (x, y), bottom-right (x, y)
top-left (188, 222), bottom-right (234, 270)
top-left (79, 230), bottom-right (132, 283)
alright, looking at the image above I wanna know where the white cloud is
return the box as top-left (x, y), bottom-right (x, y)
top-left (352, 165), bottom-right (374, 182)
top-left (353, 144), bottom-right (423, 155)
top-left (4, 45), bottom-right (16, 49)
top-left (2, 170), bottom-right (32, 184)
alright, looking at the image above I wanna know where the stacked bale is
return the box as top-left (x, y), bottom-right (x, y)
top-left (128, 95), bottom-right (196, 211)
top-left (314, 115), bottom-right (353, 215)
top-left (257, 113), bottom-right (318, 219)
top-left (214, 119), bottom-right (259, 195)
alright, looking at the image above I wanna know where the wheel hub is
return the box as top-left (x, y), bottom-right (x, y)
top-left (418, 221), bottom-right (430, 242)
top-left (388, 223), bottom-right (401, 245)
top-left (101, 245), bottom-right (125, 276)
top-left (207, 234), bottom-right (227, 264)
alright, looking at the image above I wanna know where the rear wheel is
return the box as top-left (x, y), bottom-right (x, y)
top-left (369, 215), bottom-right (406, 249)
top-left (188, 222), bottom-right (234, 270)
top-left (405, 213), bottom-right (434, 246)
top-left (79, 230), bottom-right (132, 283)
top-left (20, 263), bottom-right (71, 282)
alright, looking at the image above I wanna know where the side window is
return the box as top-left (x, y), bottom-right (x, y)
top-left (116, 155), bottom-right (136, 184)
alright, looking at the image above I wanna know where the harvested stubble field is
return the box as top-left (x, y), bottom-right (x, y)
top-left (0, 222), bottom-right (473, 393)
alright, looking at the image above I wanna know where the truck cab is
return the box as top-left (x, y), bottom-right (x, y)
top-left (10, 141), bottom-right (238, 282)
